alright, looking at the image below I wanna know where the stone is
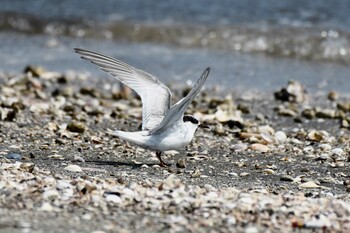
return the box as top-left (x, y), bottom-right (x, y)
top-left (250, 143), bottom-right (269, 153)
top-left (6, 153), bottom-right (22, 160)
top-left (64, 164), bottom-right (83, 172)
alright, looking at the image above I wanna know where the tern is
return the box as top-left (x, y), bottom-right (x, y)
top-left (74, 48), bottom-right (210, 166)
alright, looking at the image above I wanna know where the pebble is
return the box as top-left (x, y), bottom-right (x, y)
top-left (239, 172), bottom-right (250, 177)
top-left (39, 202), bottom-right (54, 212)
top-left (305, 214), bottom-right (332, 228)
top-left (5, 153), bottom-right (22, 160)
top-left (66, 121), bottom-right (86, 133)
top-left (275, 131), bottom-right (287, 144)
top-left (56, 180), bottom-right (73, 190)
top-left (331, 148), bottom-right (343, 156)
top-left (318, 143), bottom-right (332, 151)
top-left (280, 175), bottom-right (294, 182)
top-left (302, 108), bottom-right (315, 119)
top-left (176, 158), bottom-right (186, 168)
top-left (64, 164), bottom-right (83, 172)
top-left (327, 91), bottom-right (339, 101)
top-left (232, 143), bottom-right (248, 152)
top-left (274, 80), bottom-right (308, 103)
top-left (250, 143), bottom-right (269, 153)
top-left (191, 168), bottom-right (201, 178)
top-left (298, 181), bottom-right (321, 189)
top-left (315, 108), bottom-right (336, 119)
top-left (105, 194), bottom-right (122, 204)
top-left (1, 69), bottom-right (350, 233)
top-left (263, 169), bottom-right (275, 174)
top-left (71, 155), bottom-right (85, 162)
top-left (42, 189), bottom-right (60, 200)
top-left (48, 154), bottom-right (64, 160)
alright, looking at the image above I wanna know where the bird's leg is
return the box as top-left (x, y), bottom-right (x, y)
top-left (156, 151), bottom-right (170, 167)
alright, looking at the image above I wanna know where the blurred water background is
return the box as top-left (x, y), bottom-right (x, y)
top-left (1, 0), bottom-right (350, 93)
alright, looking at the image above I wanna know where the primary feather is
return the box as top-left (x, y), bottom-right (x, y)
top-left (74, 48), bottom-right (171, 131)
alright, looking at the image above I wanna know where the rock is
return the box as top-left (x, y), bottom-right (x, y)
top-left (305, 214), bottom-right (332, 229)
top-left (48, 154), bottom-right (64, 160)
top-left (39, 202), bottom-right (54, 212)
top-left (302, 108), bottom-right (315, 119)
top-left (56, 180), bottom-right (73, 190)
top-left (274, 80), bottom-right (308, 103)
top-left (19, 163), bottom-right (35, 172)
top-left (307, 130), bottom-right (329, 142)
top-left (213, 124), bottom-right (226, 136)
top-left (263, 169), bottom-right (275, 174)
top-left (341, 119), bottom-right (350, 128)
top-left (298, 181), bottom-right (321, 189)
top-left (258, 125), bottom-right (275, 135)
top-left (71, 155), bottom-right (85, 162)
top-left (315, 108), bottom-right (336, 119)
top-left (260, 132), bottom-right (274, 144)
top-left (232, 143), bottom-right (248, 152)
top-left (250, 143), bottom-right (269, 153)
top-left (276, 105), bottom-right (298, 117)
top-left (191, 168), bottom-right (201, 178)
top-left (6, 153), bottom-right (22, 160)
top-left (327, 91), bottom-right (339, 101)
top-left (239, 172), bottom-right (250, 177)
top-left (331, 148), bottom-right (343, 156)
top-left (105, 194), bottom-right (122, 204)
top-left (163, 174), bottom-right (181, 188)
top-left (318, 144), bottom-right (332, 151)
top-left (275, 131), bottom-right (287, 144)
top-left (176, 158), bottom-right (186, 168)
top-left (280, 175), bottom-right (294, 182)
top-left (64, 164), bottom-right (83, 172)
top-left (337, 102), bottom-right (350, 112)
top-left (66, 122), bottom-right (86, 133)
top-left (24, 65), bottom-right (46, 77)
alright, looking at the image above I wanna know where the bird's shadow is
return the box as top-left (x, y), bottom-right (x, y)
top-left (85, 160), bottom-right (160, 169)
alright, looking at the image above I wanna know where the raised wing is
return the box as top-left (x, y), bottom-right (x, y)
top-left (149, 67), bottom-right (210, 135)
top-left (74, 48), bottom-right (171, 131)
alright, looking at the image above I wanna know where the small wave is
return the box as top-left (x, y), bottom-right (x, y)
top-left (1, 11), bottom-right (350, 64)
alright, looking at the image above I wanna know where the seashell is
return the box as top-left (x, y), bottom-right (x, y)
top-left (64, 164), bottom-right (82, 172)
top-left (250, 143), bottom-right (269, 153)
top-left (275, 131), bottom-right (287, 144)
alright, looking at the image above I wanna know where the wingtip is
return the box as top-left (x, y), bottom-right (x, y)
top-left (201, 67), bottom-right (210, 78)
top-left (206, 67), bottom-right (210, 73)
top-left (73, 48), bottom-right (84, 54)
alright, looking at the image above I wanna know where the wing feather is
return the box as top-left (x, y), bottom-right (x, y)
top-left (74, 48), bottom-right (171, 130)
top-left (149, 67), bottom-right (210, 135)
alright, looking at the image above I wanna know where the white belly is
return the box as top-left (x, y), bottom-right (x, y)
top-left (112, 123), bottom-right (196, 152)
top-left (147, 129), bottom-right (192, 151)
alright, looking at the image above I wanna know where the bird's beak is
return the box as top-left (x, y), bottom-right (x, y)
top-left (199, 123), bottom-right (210, 130)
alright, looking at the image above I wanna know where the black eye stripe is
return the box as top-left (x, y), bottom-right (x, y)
top-left (183, 115), bottom-right (199, 124)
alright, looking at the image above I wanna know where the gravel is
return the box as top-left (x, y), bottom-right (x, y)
top-left (0, 68), bottom-right (350, 232)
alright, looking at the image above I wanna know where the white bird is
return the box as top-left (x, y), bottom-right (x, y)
top-left (74, 48), bottom-right (210, 166)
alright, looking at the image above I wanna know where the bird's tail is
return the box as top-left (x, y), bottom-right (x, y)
top-left (107, 129), bottom-right (148, 147)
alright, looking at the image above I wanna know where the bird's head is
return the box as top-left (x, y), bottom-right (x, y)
top-left (183, 115), bottom-right (210, 132)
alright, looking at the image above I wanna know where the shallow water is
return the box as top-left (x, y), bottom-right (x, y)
top-left (1, 32), bottom-right (349, 95)
top-left (0, 1), bottom-right (349, 94)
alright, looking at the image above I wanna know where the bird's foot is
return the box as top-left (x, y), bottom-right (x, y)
top-left (159, 160), bottom-right (171, 167)
top-left (156, 152), bottom-right (171, 167)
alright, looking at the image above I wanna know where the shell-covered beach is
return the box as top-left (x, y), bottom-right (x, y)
top-left (1, 67), bottom-right (349, 232)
